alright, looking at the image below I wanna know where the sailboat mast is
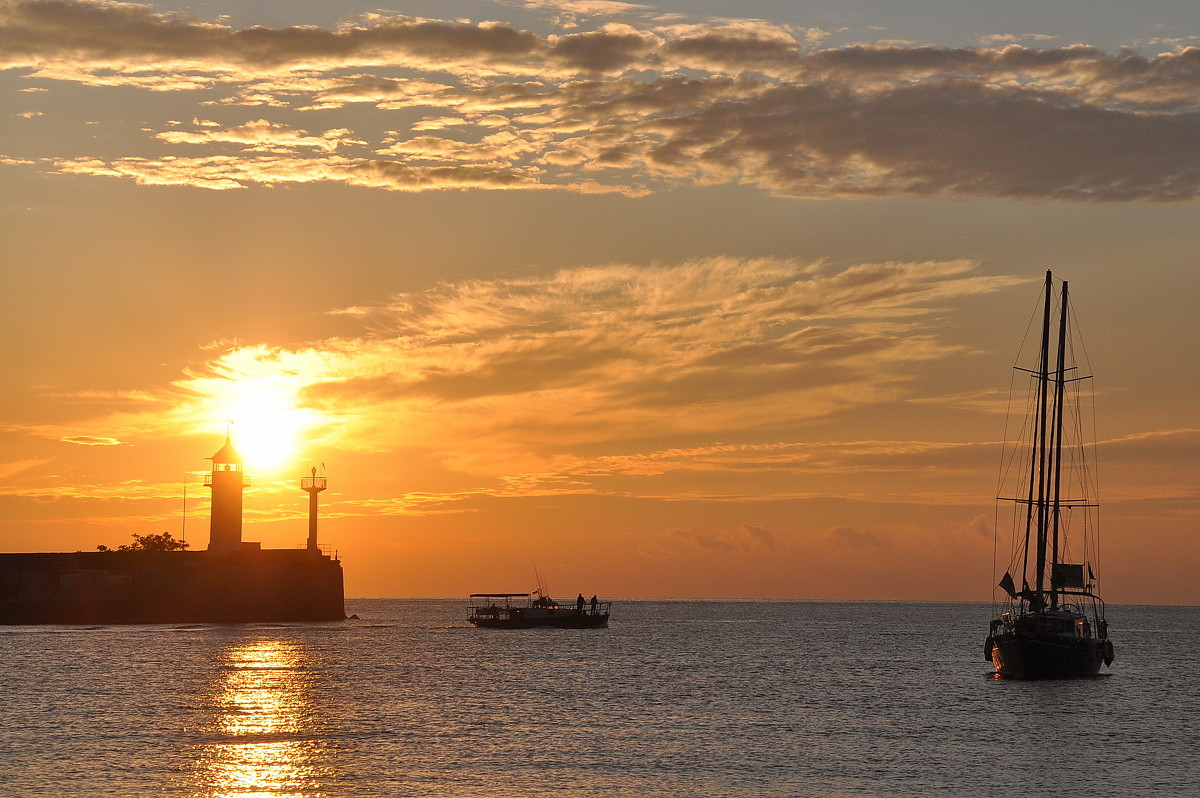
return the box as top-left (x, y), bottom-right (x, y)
top-left (1049, 280), bottom-right (1070, 609)
top-left (1033, 270), bottom-right (1054, 604)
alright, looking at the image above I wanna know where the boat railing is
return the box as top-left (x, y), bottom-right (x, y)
top-left (1054, 589), bottom-right (1106, 614)
top-left (468, 600), bottom-right (612, 619)
top-left (1005, 586), bottom-right (1105, 611)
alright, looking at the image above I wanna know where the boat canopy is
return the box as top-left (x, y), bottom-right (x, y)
top-left (1052, 563), bottom-right (1086, 588)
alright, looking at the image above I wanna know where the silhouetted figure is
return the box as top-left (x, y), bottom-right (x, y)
top-left (576, 593), bottom-right (585, 613)
top-left (590, 594), bottom-right (598, 614)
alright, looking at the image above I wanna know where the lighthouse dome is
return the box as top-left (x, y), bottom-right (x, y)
top-left (209, 436), bottom-right (243, 465)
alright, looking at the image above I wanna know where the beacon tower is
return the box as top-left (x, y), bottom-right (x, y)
top-left (205, 435), bottom-right (247, 553)
top-left (301, 467), bottom-right (327, 553)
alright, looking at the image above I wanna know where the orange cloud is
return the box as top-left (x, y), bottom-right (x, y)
top-left (11, 258), bottom-right (1020, 506)
top-left (53, 153), bottom-right (552, 191)
top-left (156, 119), bottom-right (364, 152)
top-left (61, 435), bottom-right (122, 446)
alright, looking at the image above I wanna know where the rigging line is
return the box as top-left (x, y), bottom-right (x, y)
top-left (1002, 371), bottom-right (1040, 589)
top-left (996, 370), bottom-right (1029, 604)
top-left (181, 472), bottom-right (187, 543)
top-left (1085, 354), bottom-right (1103, 585)
top-left (1063, 289), bottom-right (1104, 591)
top-left (1010, 273), bottom-right (1050, 372)
top-left (1066, 286), bottom-right (1097, 380)
top-left (994, 362), bottom-right (1022, 498)
top-left (532, 561), bottom-right (548, 598)
top-left (1060, 318), bottom-right (1102, 580)
top-left (992, 498), bottom-right (1002, 610)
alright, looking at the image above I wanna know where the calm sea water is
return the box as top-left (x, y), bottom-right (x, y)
top-left (2, 600), bottom-right (1197, 797)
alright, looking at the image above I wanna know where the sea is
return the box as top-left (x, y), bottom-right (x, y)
top-left (3, 600), bottom-right (1197, 797)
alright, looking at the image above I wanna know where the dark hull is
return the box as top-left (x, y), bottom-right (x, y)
top-left (472, 612), bottom-right (609, 629)
top-left (990, 631), bottom-right (1108, 679)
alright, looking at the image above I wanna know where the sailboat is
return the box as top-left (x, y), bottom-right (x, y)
top-left (984, 270), bottom-right (1114, 678)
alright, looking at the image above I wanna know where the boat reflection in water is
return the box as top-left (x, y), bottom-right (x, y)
top-left (188, 640), bottom-right (335, 797)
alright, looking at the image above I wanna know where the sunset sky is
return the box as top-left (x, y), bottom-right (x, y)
top-left (2, 0), bottom-right (1197, 603)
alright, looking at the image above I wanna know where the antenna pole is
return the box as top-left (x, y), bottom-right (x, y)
top-left (181, 472), bottom-right (187, 543)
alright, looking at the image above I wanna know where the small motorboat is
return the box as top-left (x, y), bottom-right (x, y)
top-left (468, 589), bottom-right (610, 629)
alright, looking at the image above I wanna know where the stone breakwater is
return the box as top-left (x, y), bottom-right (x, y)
top-left (0, 548), bottom-right (344, 624)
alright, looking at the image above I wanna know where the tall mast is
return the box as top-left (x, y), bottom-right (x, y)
top-left (1033, 270), bottom-right (1053, 605)
top-left (1049, 280), bottom-right (1070, 609)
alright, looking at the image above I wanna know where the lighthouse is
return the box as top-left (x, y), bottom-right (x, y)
top-left (205, 435), bottom-right (247, 553)
top-left (301, 467), bottom-right (327, 553)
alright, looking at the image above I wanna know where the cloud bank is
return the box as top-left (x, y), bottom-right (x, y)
top-left (3, 0), bottom-right (1200, 200)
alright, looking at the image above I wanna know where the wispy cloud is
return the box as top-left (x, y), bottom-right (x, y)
top-left (156, 119), bottom-right (364, 152)
top-left (61, 435), bottom-right (122, 446)
top-left (830, 525), bottom-right (886, 548)
top-left (3, 1), bottom-right (1200, 199)
top-left (513, 0), bottom-right (648, 17)
top-left (672, 522), bottom-right (780, 552)
top-left (978, 33), bottom-right (1057, 46)
top-left (13, 258), bottom-right (1018, 499)
top-left (0, 458), bottom-right (53, 479)
top-left (53, 152), bottom-right (550, 191)
top-left (8, 258), bottom-right (1195, 527)
top-left (297, 258), bottom-right (1016, 468)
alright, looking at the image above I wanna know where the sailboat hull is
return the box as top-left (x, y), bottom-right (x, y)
top-left (990, 630), bottom-right (1107, 679)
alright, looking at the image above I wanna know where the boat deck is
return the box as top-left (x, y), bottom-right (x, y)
top-left (468, 592), bottom-right (611, 629)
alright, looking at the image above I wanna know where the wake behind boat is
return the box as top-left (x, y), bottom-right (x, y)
top-left (985, 270), bottom-right (1114, 679)
top-left (469, 590), bottom-right (610, 629)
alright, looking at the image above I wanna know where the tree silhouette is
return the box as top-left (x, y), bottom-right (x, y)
top-left (97, 532), bottom-right (189, 552)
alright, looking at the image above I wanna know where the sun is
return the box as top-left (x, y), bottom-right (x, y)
top-left (224, 386), bottom-right (312, 472)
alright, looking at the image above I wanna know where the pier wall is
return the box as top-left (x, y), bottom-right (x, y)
top-left (0, 549), bottom-right (344, 624)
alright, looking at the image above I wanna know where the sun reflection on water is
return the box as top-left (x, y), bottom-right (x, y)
top-left (190, 640), bottom-right (334, 798)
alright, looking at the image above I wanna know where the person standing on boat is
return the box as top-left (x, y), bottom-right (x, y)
top-left (576, 593), bottom-right (585, 613)
top-left (590, 595), bottom-right (598, 614)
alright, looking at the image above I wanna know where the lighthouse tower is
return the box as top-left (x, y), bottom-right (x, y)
top-left (205, 435), bottom-right (247, 553)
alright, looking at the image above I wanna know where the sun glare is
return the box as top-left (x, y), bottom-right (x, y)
top-left (223, 385), bottom-right (312, 473)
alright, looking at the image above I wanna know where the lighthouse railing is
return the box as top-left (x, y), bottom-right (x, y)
top-left (301, 476), bottom-right (327, 491)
